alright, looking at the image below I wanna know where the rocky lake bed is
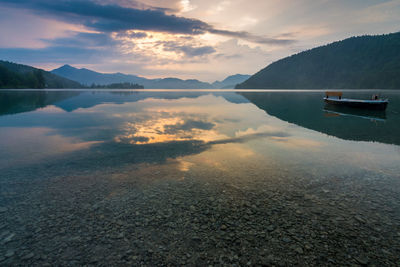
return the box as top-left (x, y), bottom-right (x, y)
top-left (1, 159), bottom-right (399, 266)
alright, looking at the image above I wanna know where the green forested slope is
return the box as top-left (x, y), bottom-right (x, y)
top-left (0, 60), bottom-right (82, 89)
top-left (236, 32), bottom-right (400, 89)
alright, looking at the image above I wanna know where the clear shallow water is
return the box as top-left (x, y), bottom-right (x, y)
top-left (0, 90), bottom-right (400, 265)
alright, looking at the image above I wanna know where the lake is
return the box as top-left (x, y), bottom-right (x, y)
top-left (1, 90), bottom-right (399, 265)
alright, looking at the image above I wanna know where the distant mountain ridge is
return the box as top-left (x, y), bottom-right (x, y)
top-left (51, 64), bottom-right (149, 86)
top-left (52, 65), bottom-right (249, 89)
top-left (52, 65), bottom-right (211, 89)
top-left (212, 74), bottom-right (251, 89)
top-left (236, 32), bottom-right (400, 89)
top-left (0, 60), bottom-right (82, 89)
top-left (0, 60), bottom-right (250, 89)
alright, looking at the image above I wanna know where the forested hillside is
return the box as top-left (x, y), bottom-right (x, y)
top-left (0, 61), bottom-right (82, 89)
top-left (236, 32), bottom-right (400, 89)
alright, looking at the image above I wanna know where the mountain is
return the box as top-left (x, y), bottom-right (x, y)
top-left (52, 65), bottom-right (213, 89)
top-left (212, 74), bottom-right (251, 89)
top-left (147, 78), bottom-right (212, 89)
top-left (52, 64), bottom-right (252, 89)
top-left (0, 60), bottom-right (82, 89)
top-left (51, 64), bottom-right (149, 86)
top-left (236, 32), bottom-right (400, 89)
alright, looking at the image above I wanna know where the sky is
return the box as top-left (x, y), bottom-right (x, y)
top-left (0, 0), bottom-right (399, 82)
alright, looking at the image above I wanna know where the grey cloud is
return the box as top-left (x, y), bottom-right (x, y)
top-left (43, 32), bottom-right (116, 47)
top-left (214, 53), bottom-right (242, 59)
top-left (0, 0), bottom-right (208, 34)
top-left (127, 32), bottom-right (148, 39)
top-left (0, 45), bottom-right (117, 65)
top-left (0, 0), bottom-right (295, 45)
top-left (208, 29), bottom-right (295, 45)
top-left (274, 32), bottom-right (299, 38)
top-left (162, 42), bottom-right (216, 57)
top-left (92, 0), bottom-right (175, 12)
top-left (114, 31), bottom-right (148, 39)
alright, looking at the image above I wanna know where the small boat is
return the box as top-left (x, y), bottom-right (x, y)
top-left (324, 92), bottom-right (388, 110)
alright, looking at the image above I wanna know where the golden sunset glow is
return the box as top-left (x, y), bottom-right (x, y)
top-left (114, 116), bottom-right (225, 144)
top-left (112, 29), bottom-right (218, 62)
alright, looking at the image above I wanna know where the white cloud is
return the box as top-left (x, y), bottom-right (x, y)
top-left (180, 0), bottom-right (197, 12)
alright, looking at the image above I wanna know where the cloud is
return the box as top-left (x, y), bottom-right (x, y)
top-left (180, 0), bottom-right (197, 13)
top-left (116, 31), bottom-right (148, 39)
top-left (43, 32), bottom-right (116, 48)
top-left (0, 0), bottom-right (207, 33)
top-left (0, 30), bottom-right (121, 65)
top-left (208, 29), bottom-right (295, 45)
top-left (0, 0), bottom-right (294, 45)
top-left (0, 45), bottom-right (116, 65)
top-left (162, 42), bottom-right (216, 57)
top-left (92, 0), bottom-right (175, 12)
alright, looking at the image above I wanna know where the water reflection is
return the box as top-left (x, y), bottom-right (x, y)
top-left (115, 117), bottom-right (216, 144)
top-left (0, 127), bottom-right (102, 169)
top-left (1, 90), bottom-right (399, 181)
top-left (323, 105), bottom-right (387, 121)
top-left (0, 91), bottom-right (79, 116)
top-left (239, 91), bottom-right (400, 145)
top-left (1, 90), bottom-right (400, 266)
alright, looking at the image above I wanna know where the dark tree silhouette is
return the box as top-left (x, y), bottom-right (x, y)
top-left (0, 60), bottom-right (82, 89)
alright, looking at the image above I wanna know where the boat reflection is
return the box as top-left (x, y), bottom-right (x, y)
top-left (239, 91), bottom-right (400, 146)
top-left (323, 105), bottom-right (386, 121)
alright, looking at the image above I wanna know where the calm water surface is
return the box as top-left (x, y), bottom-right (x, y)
top-left (0, 90), bottom-right (399, 265)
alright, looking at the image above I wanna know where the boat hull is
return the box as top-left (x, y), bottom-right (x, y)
top-left (324, 98), bottom-right (388, 110)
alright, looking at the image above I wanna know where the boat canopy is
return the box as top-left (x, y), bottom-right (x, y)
top-left (325, 91), bottom-right (342, 98)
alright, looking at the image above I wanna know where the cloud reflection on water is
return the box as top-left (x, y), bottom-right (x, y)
top-left (109, 94), bottom-right (297, 147)
top-left (115, 117), bottom-right (218, 144)
top-left (1, 91), bottom-right (399, 184)
top-left (0, 127), bottom-right (102, 169)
